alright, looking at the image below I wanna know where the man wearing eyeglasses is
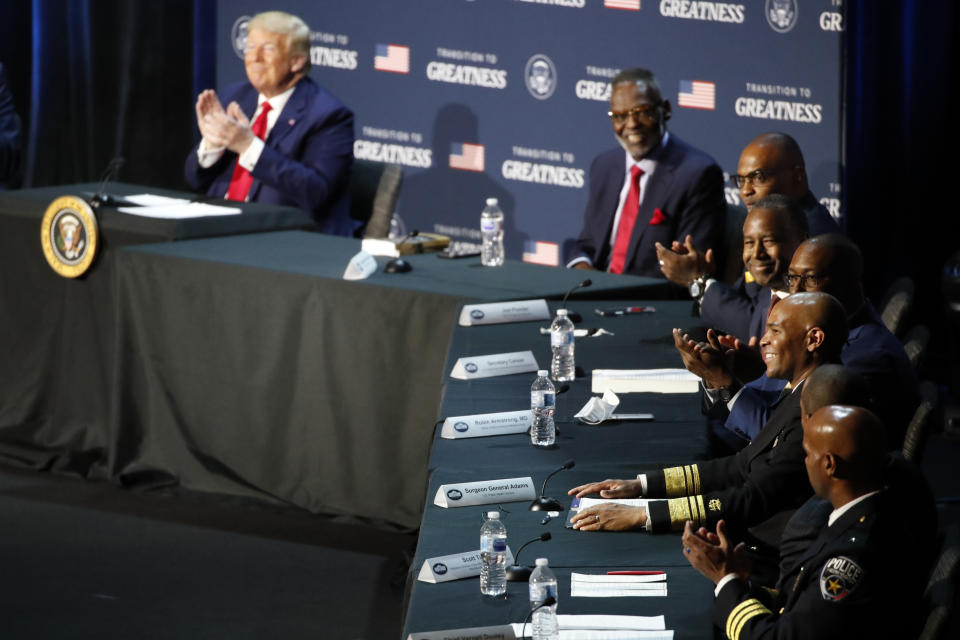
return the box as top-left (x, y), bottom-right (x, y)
top-left (567, 68), bottom-right (725, 278)
top-left (735, 132), bottom-right (839, 237)
top-left (185, 11), bottom-right (357, 236)
top-left (689, 234), bottom-right (918, 452)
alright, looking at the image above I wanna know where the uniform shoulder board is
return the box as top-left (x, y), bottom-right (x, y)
top-left (819, 555), bottom-right (864, 601)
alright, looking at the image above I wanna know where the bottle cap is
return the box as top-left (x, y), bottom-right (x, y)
top-left (486, 197), bottom-right (498, 206)
top-left (487, 511), bottom-right (500, 519)
top-left (537, 370), bottom-right (548, 377)
top-left (556, 309), bottom-right (568, 316)
top-left (535, 558), bottom-right (549, 566)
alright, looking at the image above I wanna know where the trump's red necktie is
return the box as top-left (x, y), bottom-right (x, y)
top-left (608, 165), bottom-right (643, 274)
top-left (226, 102), bottom-right (272, 202)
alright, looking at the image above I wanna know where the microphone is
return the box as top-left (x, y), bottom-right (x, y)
top-left (505, 532), bottom-right (552, 581)
top-left (384, 230), bottom-right (419, 273)
top-left (529, 459), bottom-right (575, 512)
top-left (521, 596), bottom-right (557, 638)
top-left (559, 278), bottom-right (592, 322)
top-left (90, 156), bottom-right (126, 207)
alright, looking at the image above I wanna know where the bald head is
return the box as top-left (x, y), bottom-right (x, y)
top-left (737, 133), bottom-right (809, 209)
top-left (803, 405), bottom-right (887, 502)
top-left (761, 292), bottom-right (848, 384)
top-left (800, 365), bottom-right (870, 425)
top-left (787, 234), bottom-right (864, 314)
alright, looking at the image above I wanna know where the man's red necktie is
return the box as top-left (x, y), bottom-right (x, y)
top-left (226, 102), bottom-right (272, 202)
top-left (608, 165), bottom-right (643, 274)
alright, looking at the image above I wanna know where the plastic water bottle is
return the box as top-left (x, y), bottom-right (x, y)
top-left (530, 370), bottom-right (556, 447)
top-left (529, 558), bottom-right (559, 640)
top-left (480, 511), bottom-right (507, 596)
top-left (550, 309), bottom-right (575, 382)
top-left (480, 197), bottom-right (504, 267)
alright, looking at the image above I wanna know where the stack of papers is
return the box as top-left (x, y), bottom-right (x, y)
top-left (118, 193), bottom-right (241, 218)
top-left (591, 369), bottom-right (699, 394)
top-left (571, 572), bottom-right (667, 597)
top-left (511, 614), bottom-right (672, 639)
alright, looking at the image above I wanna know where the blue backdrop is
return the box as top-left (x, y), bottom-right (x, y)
top-left (215, 0), bottom-right (843, 263)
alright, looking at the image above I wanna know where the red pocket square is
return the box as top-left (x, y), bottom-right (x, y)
top-left (649, 208), bottom-right (667, 225)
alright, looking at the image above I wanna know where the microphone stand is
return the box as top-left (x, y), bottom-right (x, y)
top-left (521, 596), bottom-right (557, 639)
top-left (505, 532), bottom-right (551, 581)
top-left (558, 278), bottom-right (592, 322)
top-left (89, 157), bottom-right (126, 208)
top-left (384, 230), bottom-right (419, 272)
top-left (529, 459), bottom-right (575, 511)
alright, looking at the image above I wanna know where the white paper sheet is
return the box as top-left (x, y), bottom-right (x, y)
top-left (118, 193), bottom-right (241, 218)
top-left (591, 369), bottom-right (699, 394)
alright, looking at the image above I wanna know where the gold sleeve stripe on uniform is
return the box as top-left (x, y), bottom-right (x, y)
top-left (667, 495), bottom-right (707, 531)
top-left (726, 599), bottom-right (771, 640)
top-left (694, 494), bottom-right (705, 523)
top-left (664, 464), bottom-right (701, 497)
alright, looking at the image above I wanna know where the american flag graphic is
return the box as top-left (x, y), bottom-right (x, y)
top-left (449, 142), bottom-right (485, 172)
top-left (374, 44), bottom-right (409, 74)
top-left (678, 80), bottom-right (716, 110)
top-left (522, 241), bottom-right (560, 267)
top-left (604, 0), bottom-right (641, 10)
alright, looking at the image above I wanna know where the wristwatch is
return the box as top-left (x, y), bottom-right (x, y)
top-left (689, 275), bottom-right (708, 300)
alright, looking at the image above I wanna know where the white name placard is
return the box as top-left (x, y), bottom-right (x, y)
top-left (342, 250), bottom-right (378, 280)
top-left (458, 299), bottom-right (550, 327)
top-left (440, 410), bottom-right (533, 439)
top-left (416, 546), bottom-right (516, 584)
top-left (408, 625), bottom-right (516, 640)
top-left (449, 351), bottom-right (539, 380)
top-left (433, 477), bottom-right (536, 508)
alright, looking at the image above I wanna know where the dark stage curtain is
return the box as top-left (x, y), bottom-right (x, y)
top-left (844, 1), bottom-right (959, 316)
top-left (18, 0), bottom-right (196, 190)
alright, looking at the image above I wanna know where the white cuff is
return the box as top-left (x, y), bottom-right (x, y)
top-left (636, 473), bottom-right (648, 496)
top-left (197, 139), bottom-right (225, 168)
top-left (237, 136), bottom-right (265, 172)
top-left (714, 573), bottom-right (741, 597)
top-left (566, 256), bottom-right (593, 269)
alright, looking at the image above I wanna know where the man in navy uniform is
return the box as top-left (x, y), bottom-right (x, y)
top-left (682, 404), bottom-right (936, 639)
top-left (567, 292), bottom-right (847, 542)
top-left (567, 67), bottom-right (725, 278)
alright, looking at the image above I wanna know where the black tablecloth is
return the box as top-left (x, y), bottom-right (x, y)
top-left (0, 184), bottom-right (309, 476)
top-left (98, 234), bottom-right (660, 529)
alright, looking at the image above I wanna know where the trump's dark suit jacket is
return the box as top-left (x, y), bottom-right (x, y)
top-left (184, 77), bottom-right (357, 236)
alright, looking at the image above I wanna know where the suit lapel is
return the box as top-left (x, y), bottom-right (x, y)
top-left (624, 151), bottom-right (675, 269)
top-left (249, 80), bottom-right (311, 201)
top-left (744, 380), bottom-right (803, 463)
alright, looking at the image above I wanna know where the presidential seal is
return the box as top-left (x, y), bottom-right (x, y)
top-left (40, 195), bottom-right (99, 278)
top-left (232, 15), bottom-right (252, 59)
top-left (766, 0), bottom-right (798, 33)
top-left (525, 54), bottom-right (557, 100)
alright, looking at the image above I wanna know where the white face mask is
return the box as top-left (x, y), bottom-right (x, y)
top-left (575, 389), bottom-right (621, 424)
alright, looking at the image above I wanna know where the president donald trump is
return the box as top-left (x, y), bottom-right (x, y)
top-left (185, 11), bottom-right (356, 235)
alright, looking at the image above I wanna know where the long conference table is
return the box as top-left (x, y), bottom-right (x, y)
top-left (403, 299), bottom-right (715, 638)
top-left (1, 184), bottom-right (671, 530)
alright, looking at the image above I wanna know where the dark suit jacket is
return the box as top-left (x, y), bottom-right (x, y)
top-left (569, 135), bottom-right (725, 278)
top-left (184, 77), bottom-right (357, 236)
top-left (700, 276), bottom-right (772, 342)
top-left (714, 455), bottom-right (936, 639)
top-left (643, 383), bottom-right (809, 538)
top-left (718, 301), bottom-right (919, 449)
top-left (800, 190), bottom-right (841, 237)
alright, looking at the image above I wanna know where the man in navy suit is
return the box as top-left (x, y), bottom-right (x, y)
top-left (184, 11), bottom-right (356, 236)
top-left (567, 68), bottom-right (725, 278)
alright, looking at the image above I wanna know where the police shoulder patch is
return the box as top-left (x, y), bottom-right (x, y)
top-left (819, 556), bottom-right (863, 601)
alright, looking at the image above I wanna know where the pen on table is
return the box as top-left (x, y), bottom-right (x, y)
top-left (594, 306), bottom-right (655, 317)
top-left (606, 570), bottom-right (666, 575)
